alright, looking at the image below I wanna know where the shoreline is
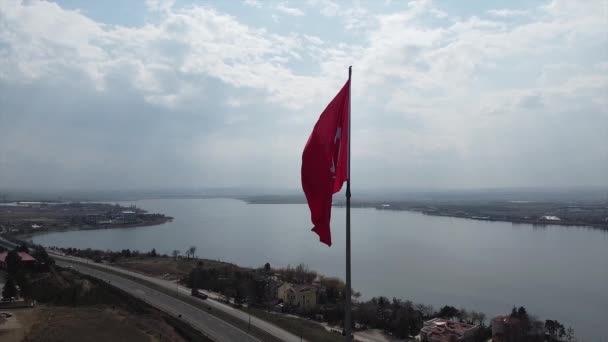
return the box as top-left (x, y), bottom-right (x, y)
top-left (395, 208), bottom-right (607, 230)
top-left (15, 216), bottom-right (173, 239)
top-left (245, 199), bottom-right (608, 231)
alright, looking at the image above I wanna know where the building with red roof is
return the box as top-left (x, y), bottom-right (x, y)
top-left (0, 251), bottom-right (36, 269)
top-left (420, 318), bottom-right (479, 342)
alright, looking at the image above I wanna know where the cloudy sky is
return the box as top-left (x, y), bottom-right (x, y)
top-left (0, 0), bottom-right (606, 191)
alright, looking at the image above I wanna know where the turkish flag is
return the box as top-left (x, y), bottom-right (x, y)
top-left (302, 80), bottom-right (350, 246)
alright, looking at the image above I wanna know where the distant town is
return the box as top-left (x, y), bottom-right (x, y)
top-left (246, 195), bottom-right (608, 230)
top-left (0, 201), bottom-right (172, 236)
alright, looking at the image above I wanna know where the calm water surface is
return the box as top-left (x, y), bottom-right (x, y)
top-left (32, 198), bottom-right (608, 341)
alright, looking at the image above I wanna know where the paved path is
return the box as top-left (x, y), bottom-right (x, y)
top-left (56, 259), bottom-right (259, 342)
top-left (51, 252), bottom-right (305, 342)
top-left (0, 237), bottom-right (305, 342)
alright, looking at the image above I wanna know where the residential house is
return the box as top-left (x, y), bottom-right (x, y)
top-left (277, 282), bottom-right (317, 310)
top-left (0, 252), bottom-right (36, 270)
top-left (420, 318), bottom-right (479, 342)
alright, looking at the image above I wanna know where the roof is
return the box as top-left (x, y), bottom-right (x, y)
top-left (422, 318), bottom-right (478, 341)
top-left (280, 282), bottom-right (317, 294)
top-left (122, 210), bottom-right (136, 214)
top-left (0, 251), bottom-right (36, 262)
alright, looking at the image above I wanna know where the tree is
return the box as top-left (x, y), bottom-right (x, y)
top-left (6, 250), bottom-right (21, 275)
top-left (457, 308), bottom-right (469, 323)
top-left (32, 246), bottom-right (54, 268)
top-left (415, 303), bottom-right (434, 318)
top-left (234, 287), bottom-right (244, 306)
top-left (148, 248), bottom-right (157, 257)
top-left (477, 312), bottom-right (486, 326)
top-left (517, 306), bottom-right (528, 321)
top-left (184, 246), bottom-right (196, 259)
top-left (565, 326), bottom-right (575, 342)
top-left (17, 243), bottom-right (28, 253)
top-left (438, 305), bottom-right (459, 319)
top-left (546, 320), bottom-right (563, 339)
top-left (264, 262), bottom-right (271, 273)
top-left (294, 263), bottom-right (317, 284)
top-left (172, 250), bottom-right (180, 259)
top-left (376, 296), bottom-right (389, 328)
top-left (2, 276), bottom-right (17, 299)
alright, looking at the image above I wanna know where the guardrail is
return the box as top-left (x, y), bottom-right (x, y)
top-left (54, 255), bottom-right (286, 342)
top-left (56, 264), bottom-right (215, 342)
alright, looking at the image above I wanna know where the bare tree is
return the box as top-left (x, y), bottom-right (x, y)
top-left (477, 312), bottom-right (486, 326)
top-left (415, 303), bottom-right (434, 318)
top-left (565, 326), bottom-right (575, 342)
top-left (184, 246), bottom-right (196, 259)
top-left (172, 249), bottom-right (180, 259)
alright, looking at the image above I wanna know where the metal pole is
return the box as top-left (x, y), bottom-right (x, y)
top-left (345, 66), bottom-right (352, 342)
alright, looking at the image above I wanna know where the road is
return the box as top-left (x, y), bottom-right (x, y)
top-left (0, 237), bottom-right (305, 342)
top-left (56, 259), bottom-right (259, 342)
top-left (51, 252), bottom-right (305, 342)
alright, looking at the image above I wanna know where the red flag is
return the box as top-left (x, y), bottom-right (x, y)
top-left (302, 80), bottom-right (350, 246)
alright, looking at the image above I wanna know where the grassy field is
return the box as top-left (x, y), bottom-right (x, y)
top-left (17, 305), bottom-right (186, 342)
top-left (248, 308), bottom-right (347, 342)
top-left (114, 256), bottom-right (236, 280)
top-left (8, 266), bottom-right (212, 342)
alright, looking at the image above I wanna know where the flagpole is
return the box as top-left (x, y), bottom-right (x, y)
top-left (345, 66), bottom-right (352, 342)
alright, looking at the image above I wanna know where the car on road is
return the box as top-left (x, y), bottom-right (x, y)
top-left (191, 288), bottom-right (208, 300)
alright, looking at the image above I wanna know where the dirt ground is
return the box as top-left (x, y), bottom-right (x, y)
top-left (114, 256), bottom-right (233, 280)
top-left (0, 307), bottom-right (40, 342)
top-left (0, 305), bottom-right (187, 342)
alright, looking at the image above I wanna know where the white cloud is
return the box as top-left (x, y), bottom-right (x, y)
top-left (430, 8), bottom-right (448, 19)
top-left (314, 0), bottom-right (339, 17)
top-left (487, 8), bottom-right (528, 17)
top-left (276, 2), bottom-right (304, 16)
top-left (308, 0), bottom-right (370, 30)
top-left (303, 34), bottom-right (324, 45)
top-left (145, 0), bottom-right (175, 12)
top-left (0, 0), bottom-right (606, 189)
top-left (243, 0), bottom-right (261, 9)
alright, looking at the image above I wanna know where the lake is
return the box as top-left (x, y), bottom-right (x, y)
top-left (32, 198), bottom-right (608, 341)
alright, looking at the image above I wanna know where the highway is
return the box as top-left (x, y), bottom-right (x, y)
top-left (56, 259), bottom-right (258, 342)
top-left (0, 236), bottom-right (305, 342)
top-left (53, 253), bottom-right (305, 342)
